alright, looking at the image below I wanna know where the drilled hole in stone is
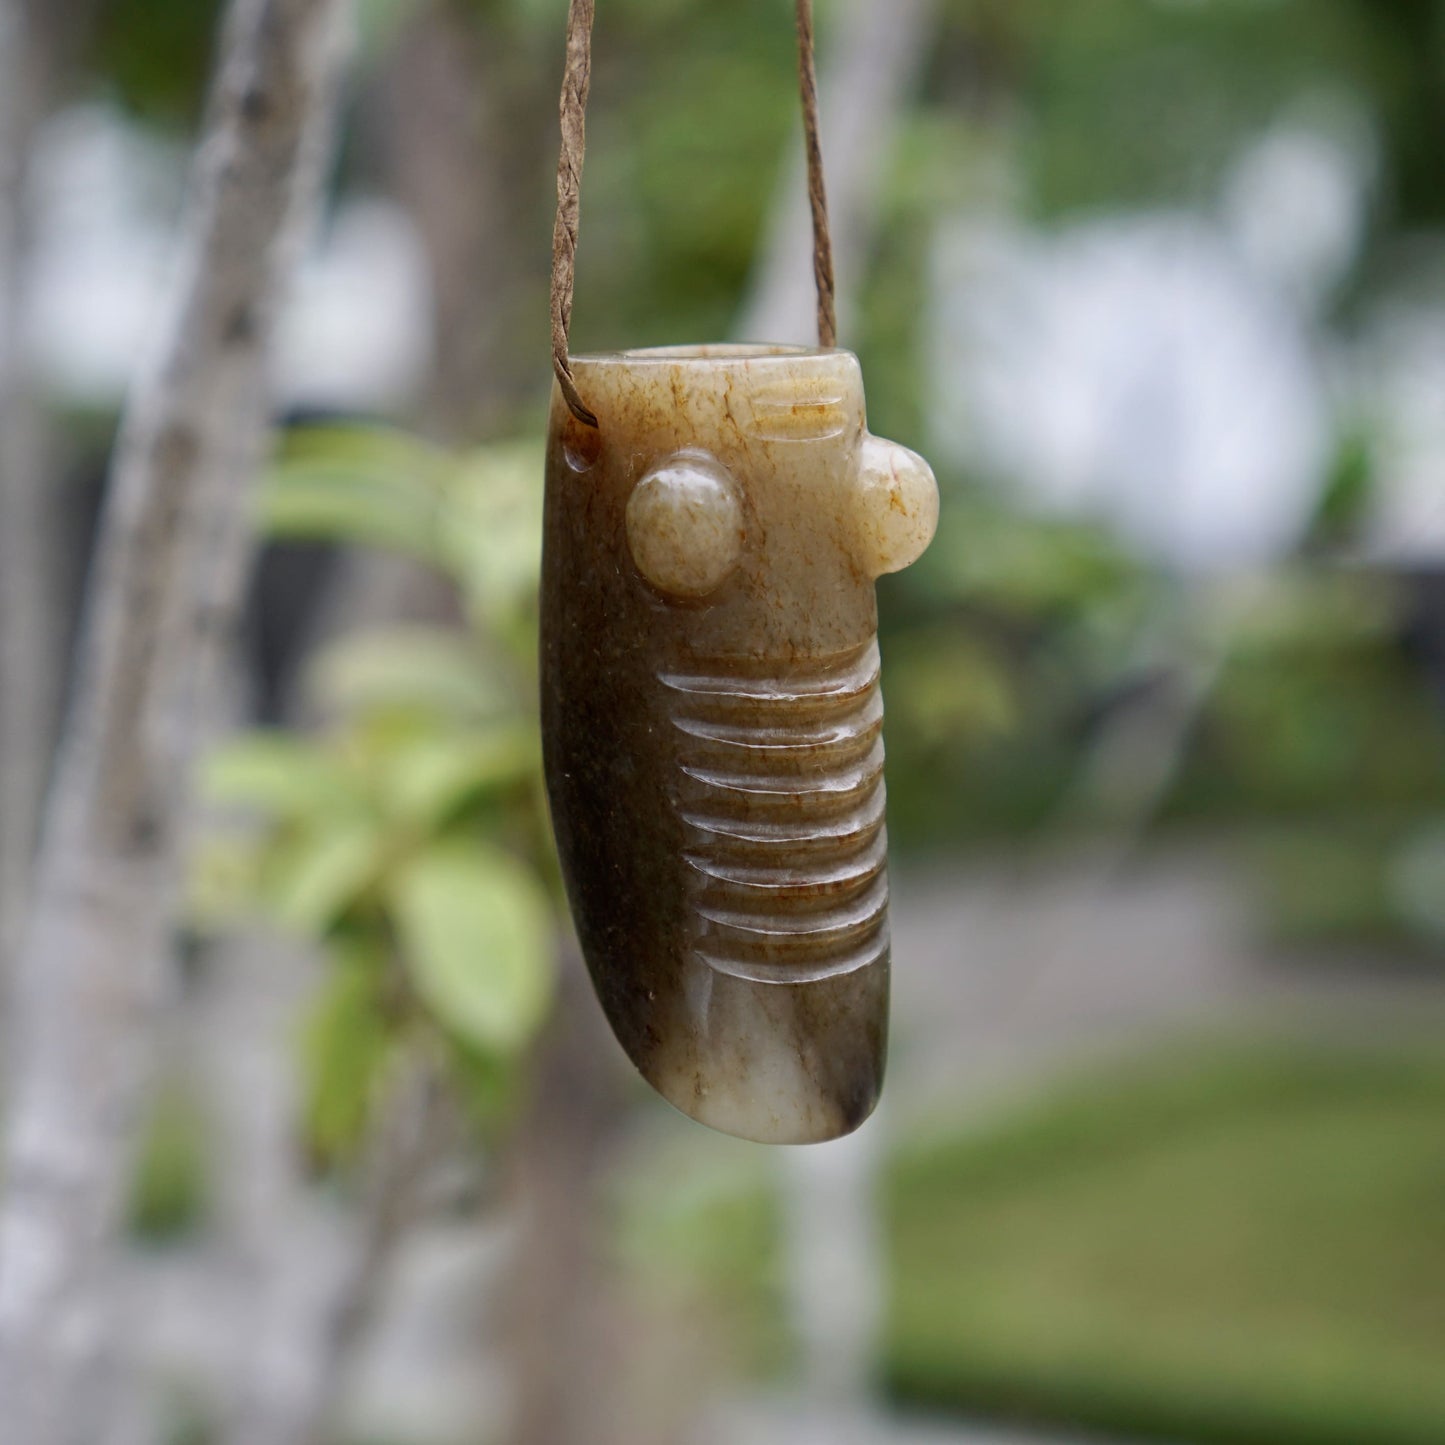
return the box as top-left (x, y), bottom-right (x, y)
top-left (564, 417), bottom-right (603, 472)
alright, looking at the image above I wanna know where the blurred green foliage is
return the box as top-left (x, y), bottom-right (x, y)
top-left (877, 468), bottom-right (1445, 961)
top-left (881, 490), bottom-right (1159, 844)
top-left (195, 429), bottom-right (558, 1167)
top-left (87, 1), bottom-right (1445, 1439)
top-left (884, 1044), bottom-right (1445, 1445)
top-left (80, 0), bottom-right (1445, 333)
top-left (128, 1078), bottom-right (210, 1244)
top-left (618, 1042), bottom-right (1445, 1445)
top-left (612, 1141), bottom-right (792, 1383)
top-left (89, 0), bottom-right (224, 123)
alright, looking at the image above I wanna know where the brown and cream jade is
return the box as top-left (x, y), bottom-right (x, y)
top-left (541, 345), bottom-right (937, 1144)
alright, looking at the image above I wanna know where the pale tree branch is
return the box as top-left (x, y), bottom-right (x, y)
top-left (0, 0), bottom-right (73, 973)
top-left (293, 1052), bottom-right (452, 1445)
top-left (0, 1), bottom-right (352, 1440)
top-left (736, 0), bottom-right (941, 347)
top-left (0, 0), bottom-right (43, 969)
top-left (222, 1039), bottom-right (454, 1445)
top-left (499, 957), bottom-right (630, 1445)
top-left (379, 0), bottom-right (556, 441)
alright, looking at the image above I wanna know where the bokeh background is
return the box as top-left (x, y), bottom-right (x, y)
top-left (3, 2), bottom-right (1444, 1443)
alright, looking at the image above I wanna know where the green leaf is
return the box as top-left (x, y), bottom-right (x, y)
top-left (262, 426), bottom-right (448, 561)
top-left (299, 948), bottom-right (393, 1167)
top-left (390, 843), bottom-right (554, 1051)
top-left (265, 820), bottom-right (387, 934)
top-left (441, 443), bottom-right (545, 622)
top-left (261, 464), bottom-right (440, 561)
top-left (187, 833), bottom-right (267, 929)
top-left (383, 726), bottom-right (542, 828)
top-left (309, 627), bottom-right (515, 722)
top-left (200, 733), bottom-right (366, 821)
top-left (278, 424), bottom-right (441, 474)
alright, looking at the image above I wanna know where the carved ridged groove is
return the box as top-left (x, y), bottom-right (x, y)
top-left (666, 640), bottom-right (889, 985)
top-left (747, 386), bottom-right (849, 442)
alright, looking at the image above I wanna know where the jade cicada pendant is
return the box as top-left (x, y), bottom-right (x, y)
top-left (541, 345), bottom-right (938, 1143)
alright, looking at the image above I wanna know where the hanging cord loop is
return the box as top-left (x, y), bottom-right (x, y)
top-left (794, 0), bottom-right (837, 349)
top-left (549, 0), bottom-right (598, 427)
top-left (548, 0), bottom-right (837, 428)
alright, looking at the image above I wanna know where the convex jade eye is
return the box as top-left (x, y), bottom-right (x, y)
top-left (625, 452), bottom-right (744, 599)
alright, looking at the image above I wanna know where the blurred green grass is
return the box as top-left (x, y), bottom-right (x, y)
top-left (623, 1043), bottom-right (1445, 1445)
top-left (883, 1045), bottom-right (1445, 1445)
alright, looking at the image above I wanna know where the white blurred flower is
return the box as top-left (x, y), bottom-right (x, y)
top-left (1221, 107), bottom-right (1374, 308)
top-left (928, 114), bottom-right (1381, 574)
top-left (931, 212), bottom-right (1329, 571)
top-left (23, 103), bottom-right (432, 414)
top-left (274, 200), bottom-right (432, 412)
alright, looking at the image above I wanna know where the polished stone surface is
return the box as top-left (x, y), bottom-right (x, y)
top-left (541, 345), bottom-right (937, 1143)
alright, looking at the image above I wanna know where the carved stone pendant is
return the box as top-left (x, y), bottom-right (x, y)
top-left (541, 345), bottom-right (938, 1143)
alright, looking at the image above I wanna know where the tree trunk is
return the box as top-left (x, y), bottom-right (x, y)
top-left (0, 2), bottom-right (351, 1440)
top-left (0, 0), bottom-right (74, 971)
top-left (376, 0), bottom-right (554, 441)
top-left (222, 1038), bottom-right (451, 1445)
top-left (0, 0), bottom-right (43, 967)
top-left (498, 957), bottom-right (631, 1445)
top-left (736, 0), bottom-right (941, 347)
